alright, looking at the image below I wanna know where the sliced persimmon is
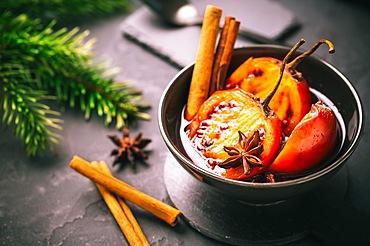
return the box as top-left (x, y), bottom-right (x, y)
top-left (226, 56), bottom-right (311, 137)
top-left (187, 88), bottom-right (282, 180)
top-left (268, 101), bottom-right (338, 174)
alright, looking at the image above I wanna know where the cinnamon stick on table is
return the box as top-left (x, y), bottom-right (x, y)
top-left (185, 5), bottom-right (222, 120)
top-left (91, 161), bottom-right (149, 246)
top-left (69, 155), bottom-right (181, 226)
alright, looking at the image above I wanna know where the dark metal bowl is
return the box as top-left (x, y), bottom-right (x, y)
top-left (158, 46), bottom-right (363, 204)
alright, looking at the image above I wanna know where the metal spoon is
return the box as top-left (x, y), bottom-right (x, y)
top-left (140, 0), bottom-right (285, 45)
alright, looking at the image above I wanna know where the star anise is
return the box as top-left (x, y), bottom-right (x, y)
top-left (108, 128), bottom-right (152, 169)
top-left (218, 130), bottom-right (264, 174)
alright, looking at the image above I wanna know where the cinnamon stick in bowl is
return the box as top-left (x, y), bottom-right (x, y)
top-left (217, 19), bottom-right (240, 90)
top-left (185, 5), bottom-right (222, 120)
top-left (209, 15), bottom-right (235, 96)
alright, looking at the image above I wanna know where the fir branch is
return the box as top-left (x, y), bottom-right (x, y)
top-left (59, 63), bottom-right (151, 129)
top-left (0, 63), bottom-right (63, 156)
top-left (0, 0), bottom-right (131, 23)
top-left (0, 11), bottom-right (151, 156)
top-left (1, 13), bottom-right (150, 125)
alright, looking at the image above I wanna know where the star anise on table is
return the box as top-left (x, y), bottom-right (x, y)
top-left (108, 128), bottom-right (152, 169)
top-left (218, 130), bottom-right (264, 174)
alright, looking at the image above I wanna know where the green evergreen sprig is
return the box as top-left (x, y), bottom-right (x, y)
top-left (0, 11), bottom-right (151, 156)
top-left (1, 63), bottom-right (63, 156)
top-left (0, 0), bottom-right (131, 23)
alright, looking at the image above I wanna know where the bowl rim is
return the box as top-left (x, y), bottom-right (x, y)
top-left (158, 45), bottom-right (364, 189)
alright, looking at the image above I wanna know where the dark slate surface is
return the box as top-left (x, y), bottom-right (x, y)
top-left (1, 0), bottom-right (370, 245)
top-left (121, 0), bottom-right (298, 68)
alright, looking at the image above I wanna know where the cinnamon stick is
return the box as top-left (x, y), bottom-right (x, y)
top-left (91, 161), bottom-right (147, 246)
top-left (94, 161), bottom-right (149, 246)
top-left (185, 5), bottom-right (222, 120)
top-left (69, 155), bottom-right (181, 226)
top-left (117, 197), bottom-right (147, 244)
top-left (217, 19), bottom-right (240, 90)
top-left (209, 16), bottom-right (235, 96)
